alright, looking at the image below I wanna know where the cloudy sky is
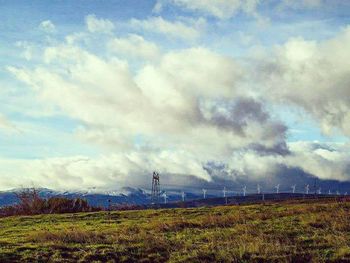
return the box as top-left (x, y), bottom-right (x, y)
top-left (1, 0), bottom-right (350, 192)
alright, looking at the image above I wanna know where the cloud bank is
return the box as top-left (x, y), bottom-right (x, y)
top-left (2, 7), bottom-right (350, 191)
top-left (259, 26), bottom-right (350, 136)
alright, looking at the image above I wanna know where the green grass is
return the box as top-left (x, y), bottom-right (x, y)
top-left (1, 199), bottom-right (350, 262)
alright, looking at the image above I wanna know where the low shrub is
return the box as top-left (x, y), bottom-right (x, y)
top-left (0, 188), bottom-right (100, 217)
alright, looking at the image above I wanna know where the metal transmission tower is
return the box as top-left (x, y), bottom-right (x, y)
top-left (151, 171), bottom-right (160, 204)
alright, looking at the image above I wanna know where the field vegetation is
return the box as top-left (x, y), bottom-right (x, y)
top-left (0, 189), bottom-right (99, 217)
top-left (1, 199), bottom-right (350, 262)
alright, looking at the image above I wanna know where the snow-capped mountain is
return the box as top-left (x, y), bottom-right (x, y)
top-left (0, 187), bottom-right (206, 208)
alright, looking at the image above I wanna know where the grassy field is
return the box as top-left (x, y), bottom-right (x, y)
top-left (1, 199), bottom-right (350, 262)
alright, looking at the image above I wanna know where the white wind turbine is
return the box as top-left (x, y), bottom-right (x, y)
top-left (202, 189), bottom-right (207, 199)
top-left (291, 185), bottom-right (296, 194)
top-left (223, 187), bottom-right (227, 198)
top-left (163, 192), bottom-right (168, 204)
top-left (243, 186), bottom-right (247, 197)
top-left (305, 184), bottom-right (309, 195)
top-left (275, 184), bottom-right (280, 194)
top-left (257, 184), bottom-right (261, 194)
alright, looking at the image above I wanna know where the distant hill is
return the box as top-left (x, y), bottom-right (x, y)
top-left (0, 187), bottom-right (344, 209)
top-left (0, 187), bottom-right (148, 208)
top-left (0, 187), bottom-right (210, 208)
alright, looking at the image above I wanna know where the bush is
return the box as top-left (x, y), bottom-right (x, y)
top-left (0, 188), bottom-right (100, 217)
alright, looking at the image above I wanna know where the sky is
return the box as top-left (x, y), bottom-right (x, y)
top-left (1, 0), bottom-right (350, 192)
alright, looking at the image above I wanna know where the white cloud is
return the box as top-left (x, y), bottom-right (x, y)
top-left (2, 141), bottom-right (348, 191)
top-left (0, 151), bottom-right (209, 190)
top-left (130, 16), bottom-right (205, 41)
top-left (39, 20), bottom-right (56, 33)
top-left (258, 26), bottom-right (350, 136)
top-left (0, 114), bottom-right (17, 132)
top-left (9, 44), bottom-right (274, 148)
top-left (15, 41), bottom-right (34, 61)
top-left (108, 34), bottom-right (160, 60)
top-left (154, 0), bottom-right (261, 19)
top-left (221, 141), bottom-right (350, 183)
top-left (65, 32), bottom-right (88, 45)
top-left (286, 142), bottom-right (350, 181)
top-left (6, 14), bottom-right (350, 191)
top-left (85, 14), bottom-right (115, 33)
top-left (279, 0), bottom-right (323, 10)
top-left (7, 35), bottom-right (290, 189)
top-left (136, 47), bottom-right (244, 100)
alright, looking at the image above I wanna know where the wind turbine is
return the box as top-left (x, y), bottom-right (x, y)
top-left (163, 192), bottom-right (168, 204)
top-left (202, 189), bottom-right (207, 199)
top-left (275, 184), bottom-right (280, 194)
top-left (181, 191), bottom-right (185, 202)
top-left (257, 184), bottom-right (261, 194)
top-left (291, 185), bottom-right (296, 194)
top-left (305, 184), bottom-right (309, 195)
top-left (243, 186), bottom-right (247, 197)
top-left (223, 187), bottom-right (227, 198)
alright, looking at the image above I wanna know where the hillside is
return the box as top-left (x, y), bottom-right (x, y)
top-left (1, 199), bottom-right (350, 262)
top-left (1, 187), bottom-right (344, 209)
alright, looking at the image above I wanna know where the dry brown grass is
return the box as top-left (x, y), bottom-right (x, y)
top-left (30, 228), bottom-right (109, 244)
top-left (2, 199), bottom-right (350, 262)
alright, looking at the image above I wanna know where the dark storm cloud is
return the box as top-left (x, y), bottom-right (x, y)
top-left (203, 97), bottom-right (287, 139)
